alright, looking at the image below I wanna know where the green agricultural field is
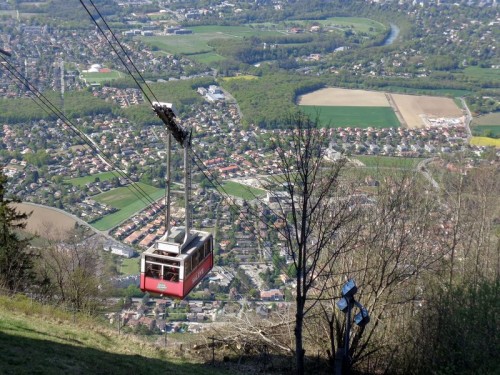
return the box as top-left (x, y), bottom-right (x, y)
top-left (471, 113), bottom-right (500, 137)
top-left (66, 172), bottom-right (120, 187)
top-left (140, 26), bottom-right (282, 56)
top-left (81, 70), bottom-right (124, 84)
top-left (250, 17), bottom-right (385, 36)
top-left (472, 125), bottom-right (500, 138)
top-left (143, 35), bottom-right (213, 55)
top-left (318, 17), bottom-right (386, 35)
top-left (472, 112), bottom-right (500, 126)
top-left (378, 86), bottom-right (472, 97)
top-left (221, 75), bottom-right (259, 82)
top-left (300, 105), bottom-right (400, 128)
top-left (353, 156), bottom-right (424, 169)
top-left (463, 67), bottom-right (500, 84)
top-left (189, 52), bottom-right (226, 64)
top-left (219, 181), bottom-right (266, 200)
top-left (91, 183), bottom-right (164, 231)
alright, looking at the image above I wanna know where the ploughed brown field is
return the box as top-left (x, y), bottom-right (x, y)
top-left (14, 203), bottom-right (77, 240)
top-left (298, 88), bottom-right (463, 128)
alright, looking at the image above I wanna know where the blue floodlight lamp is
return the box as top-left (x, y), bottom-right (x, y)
top-left (342, 279), bottom-right (358, 299)
top-left (336, 297), bottom-right (349, 313)
top-left (354, 307), bottom-right (370, 327)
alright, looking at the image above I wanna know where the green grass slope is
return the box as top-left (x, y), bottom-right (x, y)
top-left (0, 295), bottom-right (227, 375)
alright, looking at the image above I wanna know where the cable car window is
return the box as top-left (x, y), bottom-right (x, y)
top-left (162, 265), bottom-right (179, 282)
top-left (185, 257), bottom-right (192, 275)
top-left (146, 263), bottom-right (161, 279)
top-left (204, 240), bottom-right (211, 258)
top-left (192, 248), bottom-right (203, 270)
top-left (145, 256), bottom-right (179, 267)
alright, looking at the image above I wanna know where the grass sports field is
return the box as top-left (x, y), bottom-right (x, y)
top-left (220, 181), bottom-right (266, 200)
top-left (301, 105), bottom-right (400, 128)
top-left (81, 70), bottom-right (124, 84)
top-left (91, 183), bottom-right (164, 231)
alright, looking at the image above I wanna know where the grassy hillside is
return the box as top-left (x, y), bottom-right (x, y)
top-left (0, 295), bottom-right (228, 375)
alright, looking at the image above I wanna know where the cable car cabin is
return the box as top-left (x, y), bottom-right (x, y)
top-left (140, 227), bottom-right (213, 299)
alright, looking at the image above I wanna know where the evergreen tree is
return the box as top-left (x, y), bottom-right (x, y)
top-left (0, 172), bottom-right (34, 292)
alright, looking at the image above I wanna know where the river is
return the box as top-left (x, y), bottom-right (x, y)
top-left (382, 23), bottom-right (400, 46)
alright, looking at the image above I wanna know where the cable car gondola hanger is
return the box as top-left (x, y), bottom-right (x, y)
top-left (140, 102), bottom-right (214, 299)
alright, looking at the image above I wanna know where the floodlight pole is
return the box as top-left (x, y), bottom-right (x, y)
top-left (344, 296), bottom-right (353, 374)
top-left (336, 280), bottom-right (369, 375)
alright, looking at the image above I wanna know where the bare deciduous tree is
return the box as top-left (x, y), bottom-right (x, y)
top-left (262, 113), bottom-right (361, 374)
top-left (303, 169), bottom-right (445, 373)
top-left (36, 226), bottom-right (106, 312)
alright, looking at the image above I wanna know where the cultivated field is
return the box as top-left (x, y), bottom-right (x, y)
top-left (317, 17), bottom-right (385, 35)
top-left (472, 112), bottom-right (500, 137)
top-left (298, 88), bottom-right (463, 128)
top-left (470, 136), bottom-right (500, 148)
top-left (298, 88), bottom-right (390, 107)
top-left (13, 203), bottom-right (77, 239)
top-left (473, 113), bottom-right (500, 126)
top-left (300, 105), bottom-right (399, 128)
top-left (390, 93), bottom-right (463, 128)
top-left (463, 67), bottom-right (500, 84)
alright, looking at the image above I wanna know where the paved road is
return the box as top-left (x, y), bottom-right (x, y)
top-left (416, 158), bottom-right (439, 190)
top-left (460, 97), bottom-right (473, 141)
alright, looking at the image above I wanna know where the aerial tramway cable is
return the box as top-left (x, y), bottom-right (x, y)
top-left (79, 0), bottom-right (159, 106)
top-left (0, 54), bottom-right (164, 211)
top-left (80, 2), bottom-right (312, 285)
top-left (80, 0), bottom-right (274, 232)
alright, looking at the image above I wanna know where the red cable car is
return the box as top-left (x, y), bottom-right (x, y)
top-left (140, 227), bottom-right (213, 298)
top-left (139, 102), bottom-right (213, 299)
